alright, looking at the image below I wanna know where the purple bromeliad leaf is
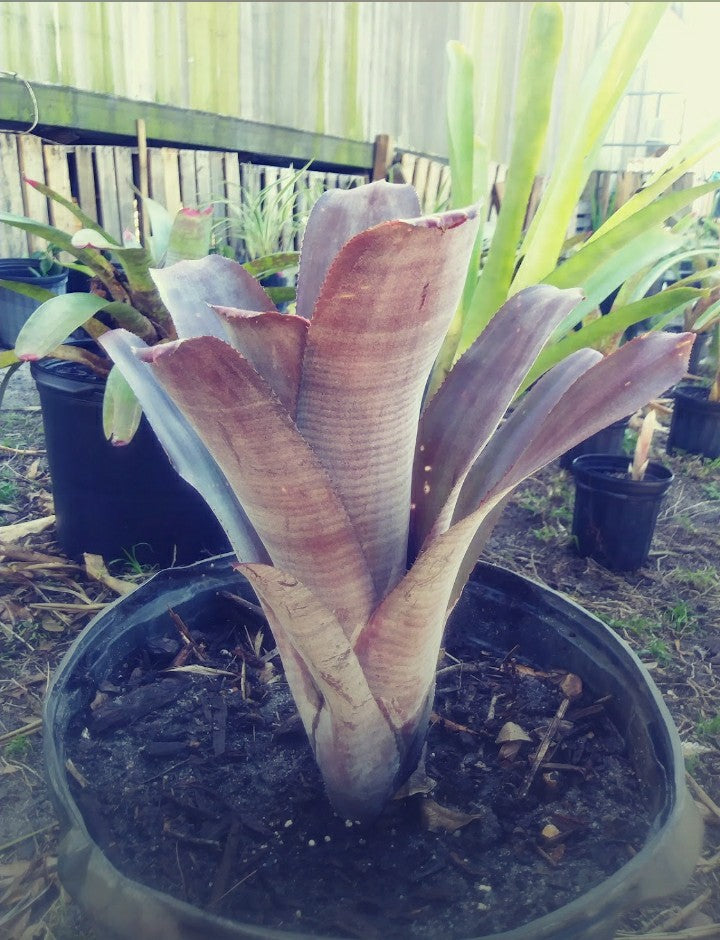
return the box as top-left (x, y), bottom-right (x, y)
top-left (142, 335), bottom-right (376, 633)
top-left (99, 330), bottom-right (268, 563)
top-left (101, 176), bottom-right (695, 822)
top-left (410, 285), bottom-right (583, 560)
top-left (210, 306), bottom-right (309, 415)
top-left (150, 254), bottom-right (277, 340)
top-left (294, 208), bottom-right (480, 597)
top-left (295, 179), bottom-right (421, 321)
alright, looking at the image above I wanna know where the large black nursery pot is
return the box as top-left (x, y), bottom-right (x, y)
top-left (667, 383), bottom-right (720, 459)
top-left (43, 555), bottom-right (701, 940)
top-left (31, 354), bottom-right (229, 567)
top-left (559, 417), bottom-right (628, 470)
top-left (571, 454), bottom-right (673, 571)
top-left (0, 258), bottom-right (68, 348)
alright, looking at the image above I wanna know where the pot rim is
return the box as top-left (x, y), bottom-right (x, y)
top-left (571, 454), bottom-right (673, 494)
top-left (42, 555), bottom-right (700, 940)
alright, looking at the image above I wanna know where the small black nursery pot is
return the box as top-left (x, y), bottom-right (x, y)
top-left (559, 416), bottom-right (629, 470)
top-left (667, 384), bottom-right (720, 459)
top-left (571, 454), bottom-right (673, 571)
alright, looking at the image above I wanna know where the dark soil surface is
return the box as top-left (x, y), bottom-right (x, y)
top-left (1, 399), bottom-right (720, 938)
top-left (64, 609), bottom-right (650, 939)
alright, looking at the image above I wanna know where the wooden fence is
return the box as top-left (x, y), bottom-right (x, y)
top-left (0, 132), bottom-right (371, 258)
top-left (0, 129), bottom-right (703, 261)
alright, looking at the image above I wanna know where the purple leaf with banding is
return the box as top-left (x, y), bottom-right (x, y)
top-left (295, 179), bottom-right (421, 320)
top-left (143, 335), bottom-right (376, 633)
top-left (356, 331), bottom-right (692, 726)
top-left (211, 306), bottom-right (308, 415)
top-left (150, 254), bottom-right (277, 340)
top-left (295, 209), bottom-right (480, 597)
top-left (411, 285), bottom-right (583, 559)
top-left (99, 330), bottom-right (267, 563)
top-left (100, 180), bottom-right (694, 822)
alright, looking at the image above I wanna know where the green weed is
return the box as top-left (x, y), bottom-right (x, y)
top-left (640, 638), bottom-right (672, 667)
top-left (703, 481), bottom-right (720, 501)
top-left (609, 615), bottom-right (657, 639)
top-left (4, 734), bottom-right (30, 760)
top-left (532, 525), bottom-right (560, 543)
top-left (669, 567), bottom-right (718, 591)
top-left (695, 714), bottom-right (720, 738)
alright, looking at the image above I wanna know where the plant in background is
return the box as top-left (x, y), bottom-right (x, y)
top-left (211, 164), bottom-right (327, 307)
top-left (430, 2), bottom-right (720, 397)
top-left (102, 181), bottom-right (691, 820)
top-left (0, 180), bottom-right (217, 439)
top-left (629, 409), bottom-right (657, 480)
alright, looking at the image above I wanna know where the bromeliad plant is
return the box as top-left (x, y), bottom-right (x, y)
top-left (101, 181), bottom-right (692, 821)
top-left (0, 180), bottom-right (299, 440)
top-left (431, 2), bottom-right (720, 397)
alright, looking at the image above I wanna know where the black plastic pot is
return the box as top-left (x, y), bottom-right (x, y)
top-left (31, 355), bottom-right (230, 566)
top-left (559, 417), bottom-right (628, 470)
top-left (667, 384), bottom-right (720, 459)
top-left (571, 455), bottom-right (673, 571)
top-left (43, 555), bottom-right (700, 940)
top-left (0, 258), bottom-right (68, 348)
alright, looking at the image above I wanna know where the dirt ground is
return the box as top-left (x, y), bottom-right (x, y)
top-left (1, 397), bottom-right (719, 939)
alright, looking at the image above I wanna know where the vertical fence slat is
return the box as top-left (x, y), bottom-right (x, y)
top-left (178, 150), bottom-right (199, 207)
top-left (161, 149), bottom-right (182, 215)
top-left (114, 147), bottom-right (136, 235)
top-left (0, 135), bottom-right (29, 255)
top-left (222, 152), bottom-right (242, 254)
top-left (43, 144), bottom-right (79, 235)
top-left (94, 146), bottom-right (122, 241)
top-left (75, 146), bottom-right (99, 223)
top-left (194, 151), bottom-right (213, 209)
top-left (17, 136), bottom-right (49, 254)
top-left (208, 150), bottom-right (226, 235)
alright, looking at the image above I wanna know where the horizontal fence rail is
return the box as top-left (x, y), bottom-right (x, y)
top-left (0, 129), bottom-right (704, 262)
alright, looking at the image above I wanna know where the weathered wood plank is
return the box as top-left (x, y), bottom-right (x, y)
top-left (161, 148), bottom-right (182, 216)
top-left (195, 151), bottom-right (213, 209)
top-left (94, 146), bottom-right (121, 241)
top-left (0, 78), bottom-right (375, 173)
top-left (222, 152), bottom-right (241, 254)
top-left (412, 157), bottom-right (430, 213)
top-left (75, 146), bottom-right (99, 223)
top-left (114, 147), bottom-right (136, 235)
top-left (0, 134), bottom-right (29, 255)
top-left (17, 135), bottom-right (48, 254)
top-left (178, 150), bottom-right (198, 208)
top-left (423, 160), bottom-right (441, 214)
top-left (43, 144), bottom-right (79, 235)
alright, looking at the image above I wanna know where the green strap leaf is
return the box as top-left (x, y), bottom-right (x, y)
top-left (590, 117), bottom-right (720, 242)
top-left (24, 178), bottom-right (118, 242)
top-left (446, 41), bottom-right (476, 210)
top-left (15, 294), bottom-right (115, 359)
top-left (513, 2), bottom-right (668, 291)
top-left (0, 279), bottom-right (57, 304)
top-left (242, 251), bottom-right (300, 278)
top-left (102, 365), bottom-right (143, 445)
top-left (458, 3), bottom-right (563, 354)
top-left (544, 180), bottom-right (720, 334)
top-left (521, 287), bottom-right (705, 390)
